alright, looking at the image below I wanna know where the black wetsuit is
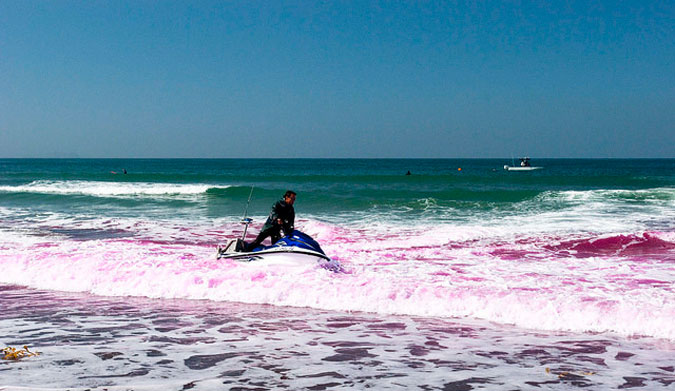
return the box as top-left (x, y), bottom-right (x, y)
top-left (244, 199), bottom-right (295, 251)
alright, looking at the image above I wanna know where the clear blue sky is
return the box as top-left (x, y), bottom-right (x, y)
top-left (1, 1), bottom-right (673, 158)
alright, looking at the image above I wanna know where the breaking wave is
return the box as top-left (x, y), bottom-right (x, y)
top-left (0, 180), bottom-right (230, 198)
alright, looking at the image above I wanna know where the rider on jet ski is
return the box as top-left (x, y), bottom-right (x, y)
top-left (243, 190), bottom-right (296, 251)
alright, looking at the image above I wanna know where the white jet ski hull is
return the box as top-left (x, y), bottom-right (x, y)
top-left (218, 246), bottom-right (331, 266)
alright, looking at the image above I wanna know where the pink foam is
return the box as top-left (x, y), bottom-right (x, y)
top-left (544, 233), bottom-right (675, 259)
top-left (0, 220), bottom-right (673, 340)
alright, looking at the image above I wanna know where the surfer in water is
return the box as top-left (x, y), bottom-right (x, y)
top-left (243, 190), bottom-right (296, 251)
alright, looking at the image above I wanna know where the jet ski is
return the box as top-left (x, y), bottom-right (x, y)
top-left (217, 230), bottom-right (331, 265)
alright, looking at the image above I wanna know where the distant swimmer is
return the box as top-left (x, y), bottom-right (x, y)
top-left (243, 190), bottom-right (296, 251)
top-left (406, 170), bottom-right (412, 175)
top-left (123, 169), bottom-right (127, 174)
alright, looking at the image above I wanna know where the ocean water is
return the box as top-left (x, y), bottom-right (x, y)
top-left (1, 158), bottom-right (674, 390)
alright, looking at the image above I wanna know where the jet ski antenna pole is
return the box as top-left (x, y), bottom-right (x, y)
top-left (241, 186), bottom-right (254, 240)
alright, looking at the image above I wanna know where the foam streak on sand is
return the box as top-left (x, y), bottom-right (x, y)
top-left (0, 217), bottom-right (673, 340)
top-left (1, 285), bottom-right (674, 390)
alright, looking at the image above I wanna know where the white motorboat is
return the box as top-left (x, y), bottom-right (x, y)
top-left (504, 157), bottom-right (543, 171)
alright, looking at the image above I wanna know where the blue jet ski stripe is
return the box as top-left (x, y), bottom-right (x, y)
top-left (251, 230), bottom-right (326, 255)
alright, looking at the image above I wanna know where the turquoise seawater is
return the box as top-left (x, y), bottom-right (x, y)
top-left (1, 158), bottom-right (673, 222)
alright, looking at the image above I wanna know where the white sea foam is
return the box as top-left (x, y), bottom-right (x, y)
top-left (0, 180), bottom-right (228, 198)
top-left (552, 187), bottom-right (675, 201)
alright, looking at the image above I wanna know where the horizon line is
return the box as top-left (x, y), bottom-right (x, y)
top-left (1, 157), bottom-right (673, 160)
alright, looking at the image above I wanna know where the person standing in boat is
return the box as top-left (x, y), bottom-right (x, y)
top-left (243, 190), bottom-right (296, 251)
